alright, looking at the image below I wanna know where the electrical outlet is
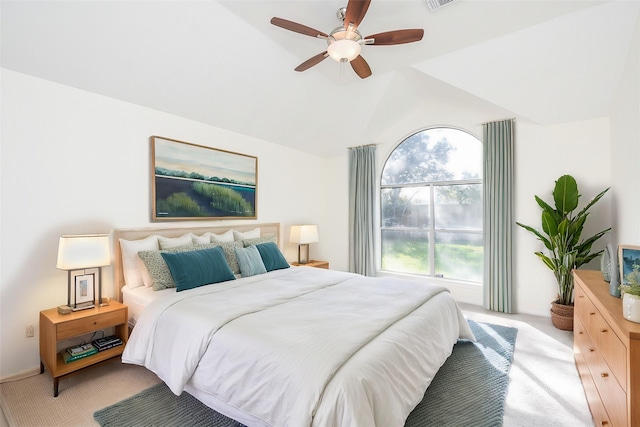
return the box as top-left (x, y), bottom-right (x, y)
top-left (26, 325), bottom-right (34, 338)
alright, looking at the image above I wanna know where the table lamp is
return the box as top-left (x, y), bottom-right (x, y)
top-left (289, 225), bottom-right (319, 264)
top-left (56, 234), bottom-right (110, 312)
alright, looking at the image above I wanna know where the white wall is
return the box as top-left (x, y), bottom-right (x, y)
top-left (611, 12), bottom-right (640, 246)
top-left (0, 69), bottom-right (334, 379)
top-left (513, 119), bottom-right (613, 315)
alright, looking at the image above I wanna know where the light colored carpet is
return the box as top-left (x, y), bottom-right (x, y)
top-left (0, 358), bottom-right (160, 427)
top-left (0, 305), bottom-right (593, 426)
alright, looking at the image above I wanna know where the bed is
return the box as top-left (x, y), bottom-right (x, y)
top-left (115, 223), bottom-right (474, 427)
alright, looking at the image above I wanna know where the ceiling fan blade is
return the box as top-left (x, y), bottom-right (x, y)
top-left (271, 17), bottom-right (328, 38)
top-left (350, 55), bottom-right (372, 79)
top-left (295, 52), bottom-right (329, 72)
top-left (344, 0), bottom-right (371, 31)
top-left (365, 29), bottom-right (424, 45)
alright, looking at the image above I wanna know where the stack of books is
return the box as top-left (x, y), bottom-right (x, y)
top-left (92, 335), bottom-right (123, 352)
top-left (62, 343), bottom-right (98, 363)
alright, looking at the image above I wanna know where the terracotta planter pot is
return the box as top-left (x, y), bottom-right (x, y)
top-left (550, 300), bottom-right (574, 331)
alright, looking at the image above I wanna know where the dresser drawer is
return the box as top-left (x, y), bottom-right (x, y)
top-left (589, 344), bottom-right (627, 427)
top-left (575, 348), bottom-right (612, 427)
top-left (575, 317), bottom-right (598, 367)
top-left (575, 285), bottom-right (597, 331)
top-left (594, 312), bottom-right (626, 390)
top-left (56, 310), bottom-right (126, 340)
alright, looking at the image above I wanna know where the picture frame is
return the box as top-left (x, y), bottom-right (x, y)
top-left (84, 267), bottom-right (101, 304)
top-left (151, 136), bottom-right (258, 221)
top-left (618, 245), bottom-right (640, 285)
top-left (72, 272), bottom-right (95, 309)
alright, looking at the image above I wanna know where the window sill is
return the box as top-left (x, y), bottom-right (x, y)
top-left (376, 270), bottom-right (483, 305)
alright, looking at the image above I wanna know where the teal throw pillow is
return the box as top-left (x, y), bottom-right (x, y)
top-left (161, 246), bottom-right (235, 292)
top-left (234, 246), bottom-right (267, 277)
top-left (255, 242), bottom-right (290, 272)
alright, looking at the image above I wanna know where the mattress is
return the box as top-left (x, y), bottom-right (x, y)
top-left (121, 284), bottom-right (174, 327)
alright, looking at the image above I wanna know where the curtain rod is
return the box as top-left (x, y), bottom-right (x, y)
top-left (347, 143), bottom-right (378, 150)
top-left (481, 118), bottom-right (516, 125)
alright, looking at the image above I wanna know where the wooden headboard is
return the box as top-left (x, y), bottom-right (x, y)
top-left (113, 223), bottom-right (280, 302)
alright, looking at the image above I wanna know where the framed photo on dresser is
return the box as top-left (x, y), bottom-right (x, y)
top-left (619, 244), bottom-right (640, 284)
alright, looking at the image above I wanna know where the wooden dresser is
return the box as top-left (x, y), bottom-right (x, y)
top-left (573, 270), bottom-right (640, 427)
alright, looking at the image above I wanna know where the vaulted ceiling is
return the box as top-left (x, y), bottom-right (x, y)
top-left (2, 1), bottom-right (639, 157)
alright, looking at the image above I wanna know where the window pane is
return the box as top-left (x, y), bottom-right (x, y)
top-left (434, 232), bottom-right (483, 282)
top-left (434, 184), bottom-right (482, 229)
top-left (381, 187), bottom-right (430, 228)
top-left (381, 229), bottom-right (430, 275)
top-left (381, 128), bottom-right (481, 185)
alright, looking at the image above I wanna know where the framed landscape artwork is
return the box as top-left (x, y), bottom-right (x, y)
top-left (151, 136), bottom-right (257, 221)
top-left (619, 245), bottom-right (640, 285)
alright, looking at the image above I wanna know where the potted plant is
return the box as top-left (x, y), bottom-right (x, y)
top-left (516, 175), bottom-right (610, 330)
top-left (620, 266), bottom-right (640, 323)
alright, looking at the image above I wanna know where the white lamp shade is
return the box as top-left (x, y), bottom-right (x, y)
top-left (57, 234), bottom-right (110, 270)
top-left (327, 39), bottom-right (361, 62)
top-left (289, 225), bottom-right (319, 244)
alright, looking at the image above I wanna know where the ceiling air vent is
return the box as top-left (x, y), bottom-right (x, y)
top-left (426, 0), bottom-right (455, 11)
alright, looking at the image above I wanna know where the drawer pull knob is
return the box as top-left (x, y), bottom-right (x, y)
top-left (600, 329), bottom-right (607, 333)
top-left (601, 373), bottom-right (609, 378)
top-left (589, 312), bottom-right (595, 316)
top-left (579, 331), bottom-right (584, 335)
top-left (601, 421), bottom-right (609, 426)
top-left (589, 349), bottom-right (594, 352)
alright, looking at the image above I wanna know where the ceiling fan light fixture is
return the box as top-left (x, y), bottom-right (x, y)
top-left (327, 27), bottom-right (362, 63)
top-left (327, 38), bottom-right (361, 62)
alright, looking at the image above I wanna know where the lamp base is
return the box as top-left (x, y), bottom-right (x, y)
top-left (297, 244), bottom-right (311, 264)
top-left (72, 302), bottom-right (95, 311)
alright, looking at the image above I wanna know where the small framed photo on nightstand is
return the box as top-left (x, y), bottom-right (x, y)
top-left (71, 272), bottom-right (95, 310)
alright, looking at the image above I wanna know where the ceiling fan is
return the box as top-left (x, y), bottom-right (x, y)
top-left (270, 0), bottom-right (424, 79)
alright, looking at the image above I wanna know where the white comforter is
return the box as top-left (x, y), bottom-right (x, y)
top-left (123, 267), bottom-right (473, 427)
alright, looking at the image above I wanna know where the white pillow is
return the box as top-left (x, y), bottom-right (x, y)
top-left (137, 256), bottom-right (153, 287)
top-left (119, 235), bottom-right (159, 288)
top-left (233, 228), bottom-right (260, 241)
top-left (158, 233), bottom-right (193, 249)
top-left (203, 229), bottom-right (234, 243)
top-left (191, 234), bottom-right (210, 245)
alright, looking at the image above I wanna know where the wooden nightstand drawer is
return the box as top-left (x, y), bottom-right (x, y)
top-left (57, 310), bottom-right (125, 340)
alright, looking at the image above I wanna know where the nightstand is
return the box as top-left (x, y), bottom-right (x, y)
top-left (290, 260), bottom-right (329, 269)
top-left (39, 301), bottom-right (128, 397)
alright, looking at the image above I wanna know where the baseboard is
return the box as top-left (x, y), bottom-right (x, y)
top-left (0, 367), bottom-right (40, 383)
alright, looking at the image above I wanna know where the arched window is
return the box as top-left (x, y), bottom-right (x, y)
top-left (380, 127), bottom-right (483, 282)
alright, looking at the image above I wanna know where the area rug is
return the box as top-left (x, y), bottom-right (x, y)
top-left (94, 320), bottom-right (517, 427)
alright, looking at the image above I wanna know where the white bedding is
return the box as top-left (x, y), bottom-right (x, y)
top-left (123, 267), bottom-right (473, 427)
top-left (122, 284), bottom-right (173, 327)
